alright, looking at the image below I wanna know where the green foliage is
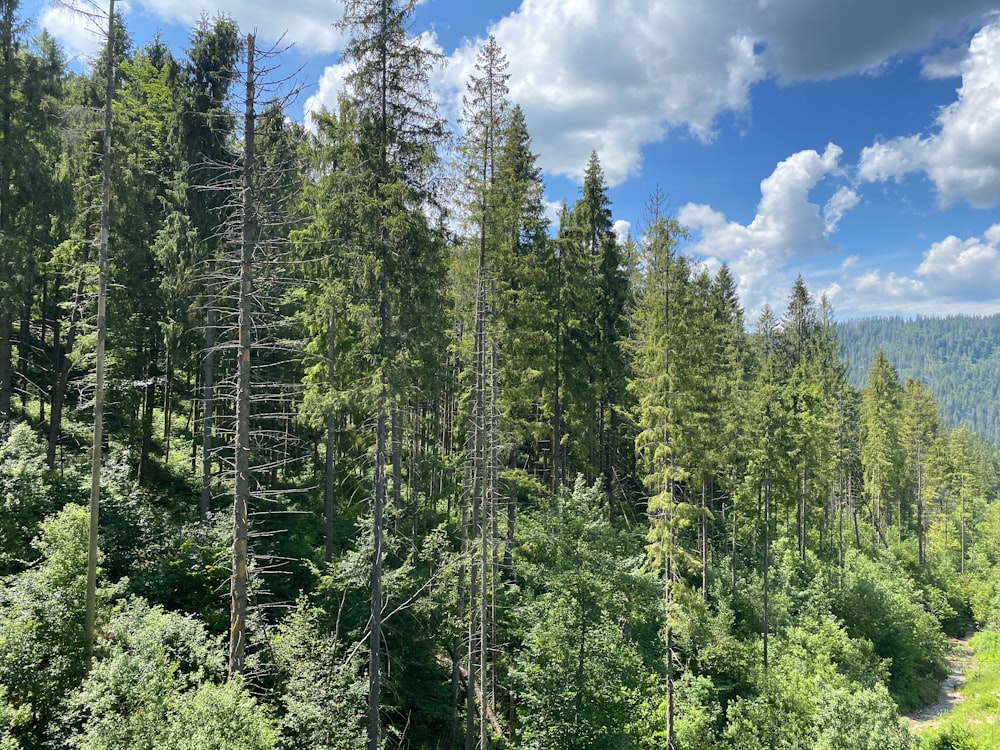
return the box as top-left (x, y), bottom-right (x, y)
top-left (0, 423), bottom-right (73, 570)
top-left (830, 550), bottom-right (947, 709)
top-left (0, 504), bottom-right (104, 748)
top-left (3, 4), bottom-right (999, 747)
top-left (271, 600), bottom-right (367, 750)
top-left (724, 620), bottom-right (914, 750)
top-left (510, 479), bottom-right (655, 749)
top-left (838, 314), bottom-right (1000, 445)
top-left (68, 597), bottom-right (276, 750)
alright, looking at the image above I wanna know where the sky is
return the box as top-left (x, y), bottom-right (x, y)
top-left (19, 0), bottom-right (1000, 320)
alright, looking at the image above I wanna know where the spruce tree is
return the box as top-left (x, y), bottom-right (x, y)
top-left (337, 1), bottom-right (446, 745)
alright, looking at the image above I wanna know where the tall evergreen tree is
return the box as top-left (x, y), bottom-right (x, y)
top-left (337, 1), bottom-right (447, 745)
top-left (860, 349), bottom-right (904, 548)
top-left (458, 34), bottom-right (509, 749)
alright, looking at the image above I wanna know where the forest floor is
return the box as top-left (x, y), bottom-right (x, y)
top-left (907, 633), bottom-right (977, 730)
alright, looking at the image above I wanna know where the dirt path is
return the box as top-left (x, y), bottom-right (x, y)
top-left (907, 634), bottom-right (977, 730)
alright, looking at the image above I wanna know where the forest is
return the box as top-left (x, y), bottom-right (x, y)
top-left (838, 314), bottom-right (1000, 446)
top-left (2, 0), bottom-right (1000, 748)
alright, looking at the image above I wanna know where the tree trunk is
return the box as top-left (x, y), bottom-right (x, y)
top-left (0, 310), bottom-right (11, 429)
top-left (701, 479), bottom-right (708, 600)
top-left (162, 346), bottom-right (172, 464)
top-left (392, 399), bottom-right (403, 521)
top-left (763, 477), bottom-right (770, 674)
top-left (228, 33), bottom-right (255, 680)
top-left (325, 308), bottom-right (336, 564)
top-left (17, 296), bottom-right (29, 409)
top-left (0, 1), bottom-right (11, 432)
top-left (369, 382), bottom-right (387, 750)
top-left (201, 256), bottom-right (216, 523)
top-left (137, 340), bottom-right (157, 484)
top-left (48, 271), bottom-right (83, 467)
top-left (916, 442), bottom-right (925, 566)
top-left (85, 0), bottom-right (116, 673)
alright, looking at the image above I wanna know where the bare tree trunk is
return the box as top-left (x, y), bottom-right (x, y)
top-left (48, 271), bottom-right (84, 467)
top-left (700, 480), bottom-right (708, 600)
top-left (916, 440), bottom-right (924, 566)
top-left (17, 296), bottom-right (29, 410)
top-left (731, 502), bottom-right (738, 595)
top-left (137, 340), bottom-right (156, 484)
top-left (228, 33), bottom-right (255, 680)
top-left (392, 399), bottom-right (403, 522)
top-left (666, 516), bottom-right (676, 750)
top-left (163, 345), bottom-right (172, 463)
top-left (369, 381), bottom-right (387, 750)
top-left (0, 311), bottom-right (11, 429)
top-left (85, 0), bottom-right (116, 672)
top-left (0, 0), bottom-right (12, 432)
top-left (763, 477), bottom-right (770, 674)
top-left (325, 308), bottom-right (336, 564)
top-left (201, 258), bottom-right (216, 522)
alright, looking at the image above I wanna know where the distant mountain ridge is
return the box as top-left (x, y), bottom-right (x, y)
top-left (837, 314), bottom-right (1000, 446)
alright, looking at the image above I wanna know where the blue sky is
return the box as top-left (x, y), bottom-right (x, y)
top-left (21, 0), bottom-right (1000, 319)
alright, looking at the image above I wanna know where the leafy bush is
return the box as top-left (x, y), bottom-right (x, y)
top-left (71, 597), bottom-right (276, 749)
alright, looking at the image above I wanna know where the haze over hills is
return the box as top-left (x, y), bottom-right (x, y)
top-left (837, 314), bottom-right (1000, 445)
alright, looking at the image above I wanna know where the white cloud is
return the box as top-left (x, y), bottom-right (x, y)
top-left (137, 0), bottom-right (344, 52)
top-left (921, 45), bottom-right (968, 79)
top-left (302, 60), bottom-right (351, 127)
top-left (823, 187), bottom-right (860, 233)
top-left (41, 0), bottom-right (343, 59)
top-left (613, 219), bottom-right (631, 245)
top-left (40, 0), bottom-right (132, 61)
top-left (830, 224), bottom-right (1000, 315)
top-left (916, 223), bottom-right (1000, 298)
top-left (859, 19), bottom-right (1000, 208)
top-left (436, 0), bottom-right (994, 187)
top-left (444, 0), bottom-right (766, 184)
top-left (40, 0), bottom-right (999, 192)
top-left (304, 30), bottom-right (445, 126)
top-left (678, 144), bottom-right (854, 314)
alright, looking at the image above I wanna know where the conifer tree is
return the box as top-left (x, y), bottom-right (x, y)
top-left (860, 350), bottom-right (904, 548)
top-left (337, 1), bottom-right (446, 745)
top-left (458, 34), bottom-right (509, 749)
top-left (630, 208), bottom-right (690, 749)
top-left (491, 107), bottom-right (553, 476)
top-left (902, 378), bottom-right (941, 566)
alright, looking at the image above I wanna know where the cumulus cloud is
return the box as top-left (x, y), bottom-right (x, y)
top-left (444, 0), bottom-right (767, 184)
top-left (921, 45), bottom-right (968, 79)
top-left (137, 0), bottom-right (344, 52)
top-left (751, 0), bottom-right (995, 81)
top-left (823, 187), bottom-right (860, 233)
top-left (41, 0), bottom-right (345, 55)
top-left (40, 0), bottom-right (998, 190)
top-left (829, 224), bottom-right (1000, 315)
top-left (677, 144), bottom-right (854, 313)
top-left (41, 0), bottom-right (133, 61)
top-left (436, 0), bottom-right (994, 186)
top-left (613, 219), bottom-right (631, 246)
top-left (859, 19), bottom-right (1000, 209)
top-left (303, 30), bottom-right (446, 127)
top-left (302, 60), bottom-right (351, 126)
top-left (916, 223), bottom-right (1000, 297)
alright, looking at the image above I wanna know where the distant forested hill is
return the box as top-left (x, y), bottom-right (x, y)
top-left (837, 314), bottom-right (1000, 445)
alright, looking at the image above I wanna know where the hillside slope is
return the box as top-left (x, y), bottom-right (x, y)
top-left (837, 315), bottom-right (1000, 445)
